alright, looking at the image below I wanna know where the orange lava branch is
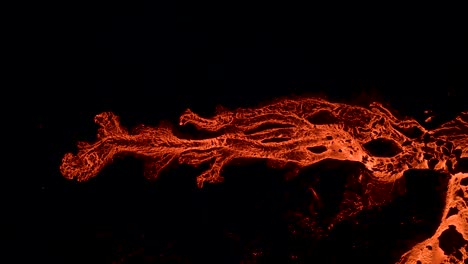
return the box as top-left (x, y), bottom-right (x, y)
top-left (60, 97), bottom-right (467, 188)
top-left (60, 97), bottom-right (468, 263)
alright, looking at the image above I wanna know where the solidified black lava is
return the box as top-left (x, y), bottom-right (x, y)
top-left (456, 158), bottom-right (468, 173)
top-left (307, 145), bottom-right (328, 154)
top-left (362, 138), bottom-right (402, 157)
top-left (428, 158), bottom-right (439, 170)
top-left (461, 177), bottom-right (468, 186)
top-left (438, 225), bottom-right (466, 258)
top-left (393, 125), bottom-right (424, 139)
top-left (288, 159), bottom-right (365, 220)
top-left (446, 207), bottom-right (459, 219)
top-left (306, 110), bottom-right (338, 124)
top-left (455, 189), bottom-right (465, 199)
top-left (286, 169), bottom-right (450, 264)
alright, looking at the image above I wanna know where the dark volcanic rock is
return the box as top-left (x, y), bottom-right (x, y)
top-left (438, 225), bottom-right (467, 258)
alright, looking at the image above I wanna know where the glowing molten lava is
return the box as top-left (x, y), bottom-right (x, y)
top-left (60, 97), bottom-right (468, 263)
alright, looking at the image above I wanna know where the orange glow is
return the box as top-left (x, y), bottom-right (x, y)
top-left (60, 97), bottom-right (468, 263)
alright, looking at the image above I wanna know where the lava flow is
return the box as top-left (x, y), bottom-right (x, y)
top-left (60, 97), bottom-right (468, 263)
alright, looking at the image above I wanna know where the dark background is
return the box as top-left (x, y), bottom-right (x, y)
top-left (13, 2), bottom-right (468, 263)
